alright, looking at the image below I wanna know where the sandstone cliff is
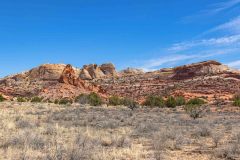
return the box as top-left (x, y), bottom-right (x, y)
top-left (173, 61), bottom-right (230, 80)
top-left (0, 60), bottom-right (240, 102)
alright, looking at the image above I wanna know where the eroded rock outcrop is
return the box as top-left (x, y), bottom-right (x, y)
top-left (1, 60), bottom-right (240, 103)
top-left (79, 69), bottom-right (92, 80)
top-left (172, 60), bottom-right (230, 80)
top-left (59, 64), bottom-right (77, 85)
top-left (120, 68), bottom-right (144, 75)
top-left (28, 64), bottom-right (67, 80)
top-left (79, 63), bottom-right (117, 80)
top-left (99, 63), bottom-right (117, 76)
top-left (0, 64), bottom-right (104, 100)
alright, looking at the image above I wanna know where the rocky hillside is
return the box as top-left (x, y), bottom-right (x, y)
top-left (1, 60), bottom-right (240, 102)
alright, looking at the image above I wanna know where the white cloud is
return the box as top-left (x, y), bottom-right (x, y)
top-left (208, 16), bottom-right (240, 34)
top-left (169, 34), bottom-right (240, 52)
top-left (228, 60), bottom-right (240, 68)
top-left (139, 3), bottom-right (240, 71)
top-left (182, 0), bottom-right (240, 22)
top-left (140, 49), bottom-right (236, 71)
top-left (208, 0), bottom-right (240, 14)
top-left (140, 55), bottom-right (195, 71)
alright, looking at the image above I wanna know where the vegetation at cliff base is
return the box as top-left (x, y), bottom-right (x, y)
top-left (143, 95), bottom-right (165, 107)
top-left (0, 95), bottom-right (6, 102)
top-left (165, 96), bottom-right (177, 108)
top-left (233, 94), bottom-right (240, 107)
top-left (187, 98), bottom-right (205, 105)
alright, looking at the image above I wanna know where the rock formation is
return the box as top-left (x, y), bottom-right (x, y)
top-left (120, 68), bottom-right (144, 75)
top-left (79, 63), bottom-right (117, 80)
top-left (99, 63), bottom-right (117, 76)
top-left (59, 64), bottom-right (77, 85)
top-left (28, 64), bottom-right (67, 80)
top-left (172, 61), bottom-right (230, 80)
top-left (0, 60), bottom-right (240, 102)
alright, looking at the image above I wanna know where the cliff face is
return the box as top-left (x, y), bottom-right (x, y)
top-left (93, 61), bottom-right (240, 102)
top-left (172, 61), bottom-right (230, 80)
top-left (0, 60), bottom-right (240, 102)
top-left (0, 63), bottom-right (106, 100)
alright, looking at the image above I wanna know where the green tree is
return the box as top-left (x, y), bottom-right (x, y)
top-left (165, 96), bottom-right (177, 108)
top-left (187, 98), bottom-right (205, 105)
top-left (0, 95), bottom-right (6, 102)
top-left (121, 98), bottom-right (138, 110)
top-left (59, 98), bottom-right (73, 105)
top-left (184, 104), bottom-right (204, 119)
top-left (144, 95), bottom-right (165, 107)
top-left (75, 94), bottom-right (89, 104)
top-left (88, 92), bottom-right (102, 106)
top-left (17, 97), bottom-right (27, 102)
top-left (109, 95), bottom-right (122, 106)
top-left (233, 94), bottom-right (240, 107)
top-left (176, 96), bottom-right (186, 106)
top-left (31, 97), bottom-right (43, 103)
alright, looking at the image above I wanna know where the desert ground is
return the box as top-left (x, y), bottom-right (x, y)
top-left (0, 102), bottom-right (239, 160)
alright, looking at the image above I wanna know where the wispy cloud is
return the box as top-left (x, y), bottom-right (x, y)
top-left (206, 16), bottom-right (240, 34)
top-left (228, 60), bottom-right (240, 68)
top-left (169, 34), bottom-right (240, 52)
top-left (140, 31), bottom-right (240, 70)
top-left (183, 0), bottom-right (240, 22)
top-left (140, 49), bottom-right (236, 71)
top-left (208, 0), bottom-right (240, 14)
top-left (138, 2), bottom-right (240, 71)
top-left (140, 55), bottom-right (195, 71)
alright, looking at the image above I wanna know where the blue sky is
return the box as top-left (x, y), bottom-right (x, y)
top-left (0, 0), bottom-right (240, 77)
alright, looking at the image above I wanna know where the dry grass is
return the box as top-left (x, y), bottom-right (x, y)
top-left (0, 102), bottom-right (239, 160)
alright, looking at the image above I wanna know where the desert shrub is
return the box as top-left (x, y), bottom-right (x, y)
top-left (121, 98), bottom-right (134, 106)
top-left (120, 98), bottom-right (138, 110)
top-left (134, 122), bottom-right (158, 135)
top-left (175, 96), bottom-right (186, 106)
top-left (2, 133), bottom-right (26, 149)
top-left (54, 99), bottom-right (59, 104)
top-left (0, 94), bottom-right (6, 102)
top-left (88, 92), bottom-right (102, 106)
top-left (75, 94), bottom-right (89, 104)
top-left (214, 144), bottom-right (240, 159)
top-left (109, 95), bottom-right (122, 106)
top-left (47, 100), bottom-right (53, 103)
top-left (212, 132), bottom-right (222, 148)
top-left (31, 97), bottom-right (43, 103)
top-left (195, 124), bottom-right (211, 137)
top-left (184, 104), bottom-right (204, 119)
top-left (233, 94), bottom-right (240, 106)
top-left (59, 98), bottom-right (73, 105)
top-left (17, 97), bottom-right (27, 102)
top-left (233, 99), bottom-right (240, 106)
top-left (143, 95), bottom-right (165, 107)
top-left (187, 98), bottom-right (205, 105)
top-left (74, 93), bottom-right (102, 106)
top-left (233, 93), bottom-right (240, 100)
top-left (28, 134), bottom-right (46, 150)
top-left (165, 96), bottom-right (177, 108)
top-left (15, 119), bottom-right (32, 129)
top-left (6, 131), bottom-right (46, 150)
